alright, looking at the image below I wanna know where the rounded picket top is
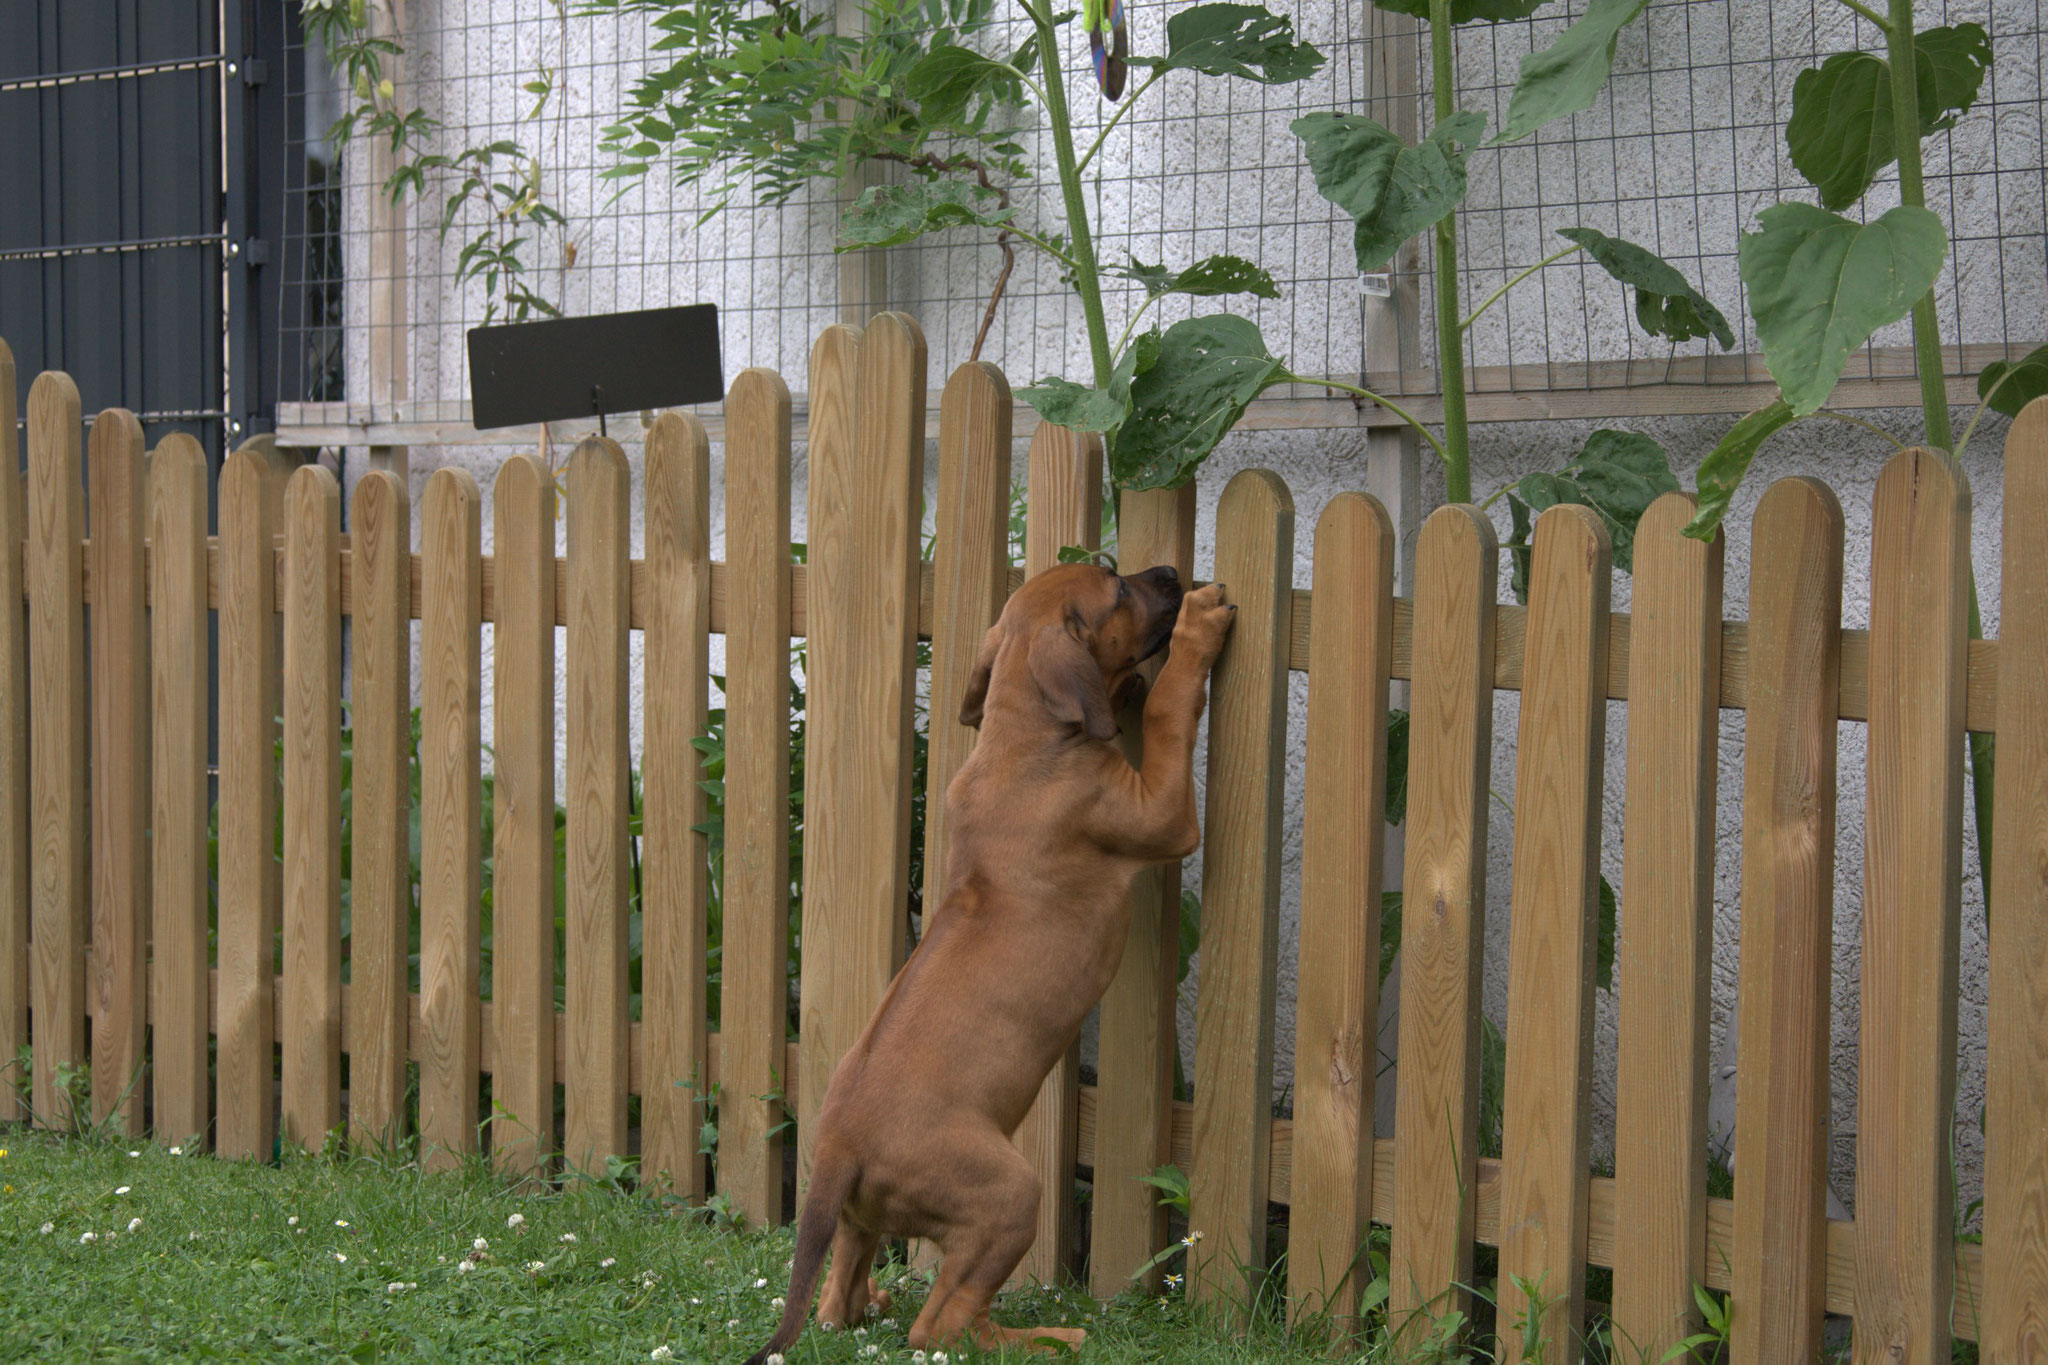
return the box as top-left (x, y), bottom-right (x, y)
top-left (1216, 464), bottom-right (1294, 527)
top-left (351, 466), bottom-right (408, 525)
top-left (27, 369), bottom-right (82, 433)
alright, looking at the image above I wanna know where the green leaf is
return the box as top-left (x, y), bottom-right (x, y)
top-left (1503, 430), bottom-right (1676, 594)
top-left (1786, 26), bottom-right (1991, 211)
top-left (1596, 874), bottom-right (1618, 992)
top-left (835, 178), bottom-right (1014, 251)
top-left (1128, 3), bottom-right (1326, 83)
top-left (1493, 0), bottom-right (1650, 144)
top-left (1368, 0), bottom-right (1547, 23)
top-left (1379, 891), bottom-right (1402, 987)
top-left (1114, 253), bottom-right (1280, 301)
top-left (1292, 109), bottom-right (1487, 272)
top-left (1976, 344), bottom-right (2048, 419)
top-left (906, 42), bottom-right (1017, 123)
top-left (1112, 315), bottom-right (1287, 490)
top-left (1384, 708), bottom-right (1409, 826)
top-left (1557, 226), bottom-right (1734, 350)
top-left (1682, 399), bottom-right (1798, 541)
top-left (1506, 491), bottom-right (1536, 604)
top-left (1017, 377), bottom-right (1127, 432)
top-left (1738, 202), bottom-right (1947, 415)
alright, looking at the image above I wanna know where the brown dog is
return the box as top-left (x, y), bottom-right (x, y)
top-left (745, 561), bottom-right (1234, 1362)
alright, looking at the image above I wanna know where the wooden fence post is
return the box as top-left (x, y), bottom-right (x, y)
top-left (349, 469), bottom-right (413, 1150)
top-left (1855, 448), bottom-right (1970, 1363)
top-left (1729, 477), bottom-right (1844, 1363)
top-left (149, 433), bottom-right (211, 1147)
top-left (1092, 479), bottom-right (1197, 1299)
top-left (281, 466), bottom-right (344, 1151)
top-left (217, 438), bottom-right (285, 1159)
top-left (1612, 491), bottom-right (1723, 1356)
top-left (721, 368), bottom-right (796, 1225)
top-left (642, 413), bottom-right (713, 1197)
top-left (798, 315), bottom-right (926, 1183)
top-left (1985, 397), bottom-right (2048, 1354)
top-left (1389, 505), bottom-right (1498, 1331)
top-left (0, 341), bottom-right (22, 1126)
top-left (421, 467), bottom-right (484, 1170)
top-left (566, 438), bottom-right (633, 1172)
top-left (27, 372), bottom-right (87, 1130)
top-left (1189, 467), bottom-right (1294, 1323)
top-left (88, 408), bottom-right (150, 1134)
top-left (490, 453), bottom-right (558, 1174)
top-left (1289, 491), bottom-right (1395, 1326)
top-left (1015, 418), bottom-right (1104, 1287)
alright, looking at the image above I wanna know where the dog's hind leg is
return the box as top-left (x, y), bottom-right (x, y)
top-left (908, 1140), bottom-right (1085, 1355)
top-left (816, 1219), bottom-right (887, 1329)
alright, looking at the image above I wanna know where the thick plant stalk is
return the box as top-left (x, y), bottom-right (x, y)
top-left (1886, 0), bottom-right (1995, 907)
top-left (1429, 0), bottom-right (1472, 502)
top-left (1030, 0), bottom-right (1115, 390)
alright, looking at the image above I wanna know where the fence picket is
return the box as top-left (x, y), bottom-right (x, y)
top-left (566, 438), bottom-right (633, 1171)
top-left (421, 468), bottom-right (484, 1169)
top-left (1730, 477), bottom-right (1844, 1362)
top-left (490, 453), bottom-right (557, 1174)
top-left (1612, 492), bottom-right (1722, 1356)
top-left (149, 434), bottom-right (210, 1147)
top-left (1190, 468), bottom-right (1294, 1321)
top-left (1093, 480), bottom-right (1197, 1298)
top-left (1986, 398), bottom-right (2048, 1354)
top-left (1496, 504), bottom-right (1611, 1360)
top-left (798, 315), bottom-right (926, 1183)
top-left (1855, 449), bottom-right (1971, 1362)
top-left (217, 440), bottom-right (285, 1158)
top-left (0, 341), bottom-right (20, 1127)
top-left (1390, 505), bottom-right (1498, 1329)
top-left (1289, 490), bottom-right (1395, 1326)
top-left (349, 470), bottom-right (412, 1150)
top-left (27, 372), bottom-right (87, 1130)
top-left (281, 466), bottom-right (343, 1150)
top-left (721, 368), bottom-right (794, 1224)
top-left (1011, 419), bottom-right (1103, 1287)
top-left (87, 408), bottom-right (149, 1134)
top-left (642, 413), bottom-right (712, 1197)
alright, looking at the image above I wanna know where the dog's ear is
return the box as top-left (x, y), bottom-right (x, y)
top-left (958, 626), bottom-right (1002, 728)
top-left (1029, 621), bottom-right (1118, 741)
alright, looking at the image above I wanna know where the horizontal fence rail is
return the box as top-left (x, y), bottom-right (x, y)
top-left (4, 325), bottom-right (2045, 1355)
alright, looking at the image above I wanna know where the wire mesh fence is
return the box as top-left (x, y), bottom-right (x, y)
top-left (275, 0), bottom-right (2048, 430)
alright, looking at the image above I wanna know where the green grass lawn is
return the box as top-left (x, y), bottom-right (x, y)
top-left (0, 1129), bottom-right (1354, 1364)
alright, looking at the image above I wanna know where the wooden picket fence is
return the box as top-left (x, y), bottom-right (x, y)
top-left (3, 319), bottom-right (2047, 1360)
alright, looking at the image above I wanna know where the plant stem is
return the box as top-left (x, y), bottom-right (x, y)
top-left (1429, 0), bottom-right (1472, 502)
top-left (1808, 408), bottom-right (1908, 449)
top-left (1834, 0), bottom-right (1893, 31)
top-left (1280, 371), bottom-right (1450, 468)
top-left (1077, 67), bottom-right (1165, 176)
top-left (1027, 0), bottom-right (1115, 389)
top-left (1460, 243), bottom-right (1583, 331)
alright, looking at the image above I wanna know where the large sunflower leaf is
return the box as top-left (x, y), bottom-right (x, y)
top-left (1786, 26), bottom-right (1991, 211)
top-left (836, 178), bottom-right (1014, 251)
top-left (1113, 315), bottom-right (1286, 490)
top-left (1558, 226), bottom-right (1735, 349)
top-left (1976, 344), bottom-right (2048, 419)
top-left (1018, 330), bottom-right (1165, 434)
top-left (1128, 3), bottom-right (1326, 83)
top-left (1682, 399), bottom-right (1798, 541)
top-left (1501, 429), bottom-right (1675, 597)
top-left (1114, 253), bottom-right (1280, 301)
top-left (1292, 109), bottom-right (1486, 272)
top-left (1737, 202), bottom-right (1946, 416)
top-left (1493, 0), bottom-right (1650, 144)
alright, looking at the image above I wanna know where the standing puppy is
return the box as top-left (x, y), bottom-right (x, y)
top-left (746, 562), bottom-right (1235, 1362)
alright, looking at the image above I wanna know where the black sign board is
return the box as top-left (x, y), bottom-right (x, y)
top-left (466, 304), bottom-right (724, 431)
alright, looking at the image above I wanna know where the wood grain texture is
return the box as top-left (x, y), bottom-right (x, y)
top-left (720, 369), bottom-right (795, 1225)
top-left (489, 454), bottom-right (557, 1174)
top-left (797, 315), bottom-right (926, 1183)
top-left (0, 341), bottom-right (21, 1125)
top-left (1610, 492), bottom-right (1722, 1357)
top-left (216, 441), bottom-right (285, 1158)
top-left (1730, 477), bottom-right (1845, 1364)
top-left (1496, 504), bottom-right (1611, 1361)
top-left (281, 466), bottom-right (343, 1150)
top-left (1855, 448), bottom-right (1970, 1365)
top-left (1389, 505), bottom-right (1498, 1327)
top-left (641, 413), bottom-right (712, 1197)
top-left (1092, 480), bottom-right (1197, 1299)
top-left (1190, 468), bottom-right (1294, 1321)
top-left (27, 372), bottom-right (87, 1129)
top-left (349, 471), bottom-right (412, 1149)
top-left (565, 438), bottom-right (633, 1172)
top-left (1288, 492), bottom-right (1395, 1327)
top-left (87, 409), bottom-right (149, 1133)
top-left (420, 468), bottom-right (484, 1170)
top-left (1985, 397), bottom-right (2048, 1356)
top-left (1011, 419), bottom-right (1103, 1287)
top-left (148, 434), bottom-right (211, 1147)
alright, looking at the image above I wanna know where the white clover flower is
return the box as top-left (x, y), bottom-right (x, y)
top-left (288, 1216), bottom-right (299, 1226)
top-left (854, 1326), bottom-right (867, 1337)
top-left (933, 1353), bottom-right (949, 1364)
top-left (911, 1352), bottom-right (927, 1364)
top-left (127, 1150), bottom-right (140, 1158)
top-left (457, 1259), bottom-right (477, 1274)
top-left (600, 1257), bottom-right (617, 1269)
top-left (866, 1301), bottom-right (881, 1319)
top-left (80, 1231), bottom-right (98, 1244)
top-left (473, 1237), bottom-right (489, 1252)
top-left (726, 1319), bottom-right (742, 1332)
top-left (770, 1296), bottom-right (786, 1311)
top-left (525, 1260), bottom-right (546, 1274)
top-left (115, 1186), bottom-right (131, 1196)
top-left (766, 1355), bottom-right (786, 1365)
top-left (862, 1347), bottom-right (881, 1359)
top-left (39, 1222), bottom-right (54, 1235)
top-left (127, 1217), bottom-right (143, 1234)
top-left (386, 1282), bottom-right (408, 1294)
top-left (188, 1231), bottom-right (200, 1241)
top-left (755, 1277), bottom-right (768, 1289)
top-left (506, 1212), bottom-right (526, 1230)
top-left (558, 1232), bottom-right (577, 1243)
top-left (650, 1348), bottom-right (674, 1362)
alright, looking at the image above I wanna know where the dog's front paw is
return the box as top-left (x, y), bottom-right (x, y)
top-left (1174, 583), bottom-right (1236, 665)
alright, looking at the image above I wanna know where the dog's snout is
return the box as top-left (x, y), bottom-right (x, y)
top-left (1136, 564), bottom-right (1180, 589)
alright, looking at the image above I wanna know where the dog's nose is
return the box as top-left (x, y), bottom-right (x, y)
top-left (1135, 564), bottom-right (1180, 589)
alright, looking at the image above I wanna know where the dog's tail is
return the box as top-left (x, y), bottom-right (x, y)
top-left (744, 1143), bottom-right (856, 1365)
